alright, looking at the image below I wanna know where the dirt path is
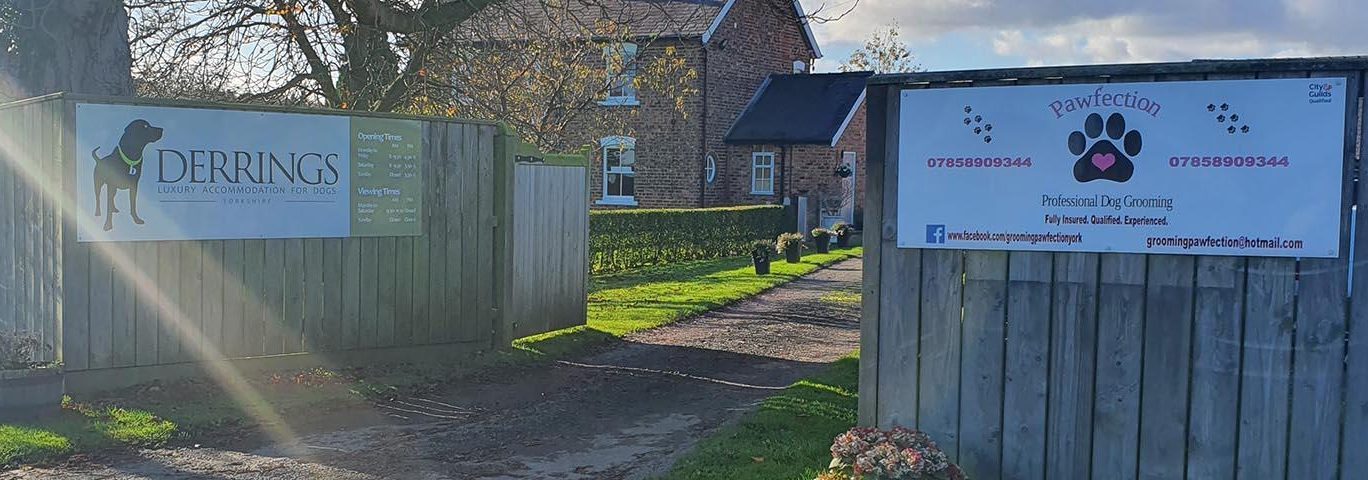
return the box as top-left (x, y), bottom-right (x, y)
top-left (5, 259), bottom-right (862, 480)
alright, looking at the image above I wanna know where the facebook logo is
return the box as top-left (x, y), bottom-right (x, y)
top-left (926, 225), bottom-right (946, 244)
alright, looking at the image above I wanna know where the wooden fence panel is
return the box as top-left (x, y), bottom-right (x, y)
top-left (1138, 255), bottom-right (1196, 480)
top-left (862, 62), bottom-right (1368, 480)
top-left (477, 126), bottom-right (497, 343)
top-left (918, 249), bottom-right (964, 457)
top-left (959, 251), bottom-right (1007, 479)
top-left (221, 241), bottom-right (244, 357)
top-left (1091, 254), bottom-right (1146, 480)
top-left (341, 238), bottom-right (361, 350)
top-left (0, 101), bottom-right (64, 365)
top-left (375, 236), bottom-right (395, 348)
top-left (243, 240), bottom-right (266, 357)
top-left (446, 123), bottom-right (470, 342)
top-left (303, 238), bottom-right (323, 351)
top-left (323, 238), bottom-right (343, 350)
top-left (357, 238), bottom-right (378, 349)
top-left (0, 96), bottom-right (584, 391)
top-left (1237, 257), bottom-right (1296, 480)
top-left (155, 242), bottom-right (180, 363)
top-left (0, 104), bottom-right (14, 342)
top-left (1185, 256), bottom-right (1245, 478)
top-left (1046, 252), bottom-right (1099, 480)
top-left (1001, 251), bottom-right (1050, 480)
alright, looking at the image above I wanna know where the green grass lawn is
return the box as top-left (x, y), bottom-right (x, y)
top-left (517, 247), bottom-right (862, 357)
top-left (661, 353), bottom-right (860, 480)
top-left (1, 248), bottom-right (861, 467)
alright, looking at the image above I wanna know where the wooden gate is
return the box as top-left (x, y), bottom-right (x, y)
top-left (860, 58), bottom-right (1368, 480)
top-left (510, 159), bottom-right (589, 339)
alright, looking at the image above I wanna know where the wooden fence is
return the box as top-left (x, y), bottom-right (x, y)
top-left (510, 161), bottom-right (589, 339)
top-left (860, 58), bottom-right (1368, 480)
top-left (0, 94), bottom-right (588, 391)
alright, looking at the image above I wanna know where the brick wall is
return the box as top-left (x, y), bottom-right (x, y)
top-left (719, 102), bottom-right (868, 223)
top-left (579, 39), bottom-right (706, 209)
top-left (580, 1), bottom-right (819, 210)
top-left (701, 0), bottom-right (816, 207)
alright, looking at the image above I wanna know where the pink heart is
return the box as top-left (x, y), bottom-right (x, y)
top-left (1092, 152), bottom-right (1116, 172)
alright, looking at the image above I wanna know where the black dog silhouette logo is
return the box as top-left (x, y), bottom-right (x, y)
top-left (91, 119), bottom-right (164, 231)
top-left (1069, 112), bottom-right (1142, 183)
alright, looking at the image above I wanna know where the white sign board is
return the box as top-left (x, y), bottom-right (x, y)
top-left (897, 78), bottom-right (1347, 257)
top-left (75, 104), bottom-right (424, 242)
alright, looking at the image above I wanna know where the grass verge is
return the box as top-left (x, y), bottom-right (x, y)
top-left (1, 248), bottom-right (861, 468)
top-left (661, 353), bottom-right (860, 480)
top-left (0, 367), bottom-right (421, 467)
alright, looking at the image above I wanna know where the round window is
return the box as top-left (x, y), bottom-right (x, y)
top-left (705, 155), bottom-right (717, 184)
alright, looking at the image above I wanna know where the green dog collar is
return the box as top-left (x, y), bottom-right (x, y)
top-left (117, 146), bottom-right (142, 168)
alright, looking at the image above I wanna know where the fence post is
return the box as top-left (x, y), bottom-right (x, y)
top-left (492, 124), bottom-right (518, 348)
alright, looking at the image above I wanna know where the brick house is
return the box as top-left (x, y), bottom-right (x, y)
top-left (500, 0), bottom-right (867, 218)
top-left (722, 71), bottom-right (871, 228)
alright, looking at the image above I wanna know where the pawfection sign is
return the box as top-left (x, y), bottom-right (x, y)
top-left (897, 78), bottom-right (1348, 258)
top-left (75, 104), bottom-right (423, 242)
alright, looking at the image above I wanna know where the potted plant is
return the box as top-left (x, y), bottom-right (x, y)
top-left (811, 228), bottom-right (834, 254)
top-left (817, 426), bottom-right (969, 480)
top-left (777, 233), bottom-right (805, 263)
top-left (752, 240), bottom-right (774, 275)
top-left (0, 331), bottom-right (62, 421)
top-left (833, 222), bottom-right (855, 248)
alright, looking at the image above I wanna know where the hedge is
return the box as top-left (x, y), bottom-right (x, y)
top-left (590, 205), bottom-right (789, 274)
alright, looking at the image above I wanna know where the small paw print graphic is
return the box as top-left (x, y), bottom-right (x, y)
top-left (1069, 112), bottom-right (1142, 183)
top-left (962, 106), bottom-right (994, 143)
top-left (1209, 101), bottom-right (1251, 134)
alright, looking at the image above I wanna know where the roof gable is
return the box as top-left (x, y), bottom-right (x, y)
top-left (724, 72), bottom-right (873, 146)
top-left (702, 0), bottom-right (822, 58)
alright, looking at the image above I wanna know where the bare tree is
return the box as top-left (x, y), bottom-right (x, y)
top-left (127, 0), bottom-right (841, 148)
top-left (414, 1), bottom-right (704, 150)
top-left (840, 22), bottom-right (921, 74)
top-left (128, 0), bottom-right (508, 111)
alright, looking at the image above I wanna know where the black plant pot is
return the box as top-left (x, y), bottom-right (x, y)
top-left (837, 233), bottom-right (852, 248)
top-left (784, 246), bottom-right (802, 263)
top-left (814, 238), bottom-right (831, 254)
top-left (752, 251), bottom-right (771, 275)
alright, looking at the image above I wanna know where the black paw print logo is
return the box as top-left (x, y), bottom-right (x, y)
top-left (1069, 112), bottom-right (1142, 183)
top-left (962, 106), bottom-right (993, 143)
top-left (1207, 102), bottom-right (1251, 134)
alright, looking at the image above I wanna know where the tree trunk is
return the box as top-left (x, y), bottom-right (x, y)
top-left (1, 0), bottom-right (132, 100)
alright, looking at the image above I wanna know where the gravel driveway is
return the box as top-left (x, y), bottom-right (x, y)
top-left (4, 259), bottom-right (862, 480)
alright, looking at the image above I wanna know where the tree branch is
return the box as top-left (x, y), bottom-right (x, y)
top-left (346, 0), bottom-right (503, 34)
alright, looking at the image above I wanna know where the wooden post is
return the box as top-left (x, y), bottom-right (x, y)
top-left (492, 123), bottom-right (518, 348)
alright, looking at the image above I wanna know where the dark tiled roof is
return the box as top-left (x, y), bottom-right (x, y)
top-left (462, 0), bottom-right (726, 40)
top-left (725, 72), bottom-right (874, 145)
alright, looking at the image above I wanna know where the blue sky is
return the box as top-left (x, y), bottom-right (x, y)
top-left (802, 0), bottom-right (1368, 72)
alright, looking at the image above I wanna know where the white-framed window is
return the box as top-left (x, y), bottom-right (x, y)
top-left (705, 154), bottom-right (717, 184)
top-left (599, 136), bottom-right (637, 205)
top-left (751, 152), bottom-right (775, 195)
top-left (602, 43), bottom-right (639, 106)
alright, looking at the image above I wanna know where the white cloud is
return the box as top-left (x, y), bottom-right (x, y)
top-left (803, 0), bottom-right (1368, 68)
